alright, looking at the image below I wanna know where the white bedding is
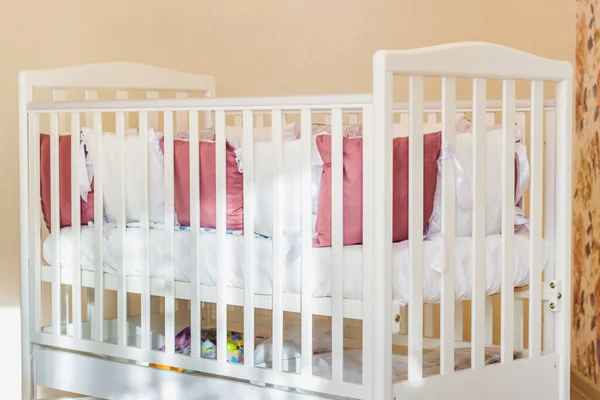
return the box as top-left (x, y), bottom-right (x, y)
top-left (43, 227), bottom-right (545, 305)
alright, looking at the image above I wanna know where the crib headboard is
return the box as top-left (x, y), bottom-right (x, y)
top-left (18, 62), bottom-right (216, 131)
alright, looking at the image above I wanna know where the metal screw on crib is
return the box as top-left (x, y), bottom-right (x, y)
top-left (395, 314), bottom-right (401, 323)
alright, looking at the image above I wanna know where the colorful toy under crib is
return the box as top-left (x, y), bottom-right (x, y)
top-left (149, 327), bottom-right (245, 372)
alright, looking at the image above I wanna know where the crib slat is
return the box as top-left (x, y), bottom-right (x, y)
top-left (29, 114), bottom-right (42, 332)
top-left (50, 112), bottom-right (61, 336)
top-left (486, 112), bottom-right (496, 126)
top-left (472, 78), bottom-right (487, 369)
top-left (92, 112), bottom-right (104, 342)
top-left (554, 78), bottom-right (573, 400)
top-left (116, 112), bottom-right (127, 346)
top-left (331, 107), bottom-right (344, 382)
top-left (138, 112), bottom-right (151, 350)
top-left (116, 91), bottom-right (130, 128)
top-left (543, 109), bottom-right (556, 354)
top-left (529, 80), bottom-right (544, 358)
top-left (501, 80), bottom-right (516, 364)
top-left (242, 109), bottom-right (256, 368)
top-left (147, 91), bottom-right (159, 129)
top-left (271, 109), bottom-right (284, 373)
top-left (440, 77), bottom-right (456, 375)
top-left (52, 90), bottom-right (67, 132)
top-left (189, 111), bottom-right (201, 358)
top-left (300, 108), bottom-right (313, 376)
top-left (203, 91), bottom-right (215, 129)
top-left (70, 113), bottom-right (82, 339)
top-left (215, 110), bottom-right (228, 363)
top-left (408, 76), bottom-right (424, 381)
top-left (163, 112), bottom-right (176, 354)
top-left (176, 92), bottom-right (188, 133)
top-left (84, 90), bottom-right (98, 128)
top-left (516, 111), bottom-right (527, 148)
top-left (361, 105), bottom-right (374, 386)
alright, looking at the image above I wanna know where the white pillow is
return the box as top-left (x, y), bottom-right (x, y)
top-left (429, 126), bottom-right (524, 237)
top-left (84, 127), bottom-right (166, 224)
top-left (253, 138), bottom-right (304, 237)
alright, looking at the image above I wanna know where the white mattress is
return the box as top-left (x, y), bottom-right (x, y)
top-left (43, 226), bottom-right (545, 305)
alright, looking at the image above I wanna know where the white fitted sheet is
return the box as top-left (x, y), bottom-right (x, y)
top-left (42, 227), bottom-right (545, 305)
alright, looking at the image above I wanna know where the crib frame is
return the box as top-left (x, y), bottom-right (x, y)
top-left (18, 42), bottom-right (572, 400)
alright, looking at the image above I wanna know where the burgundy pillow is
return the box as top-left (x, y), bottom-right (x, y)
top-left (169, 140), bottom-right (244, 230)
top-left (313, 131), bottom-right (442, 247)
top-left (40, 134), bottom-right (95, 232)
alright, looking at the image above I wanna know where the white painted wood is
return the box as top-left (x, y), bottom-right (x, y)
top-left (392, 353), bottom-right (560, 400)
top-left (116, 90), bottom-right (130, 128)
top-left (163, 112), bottom-right (175, 354)
top-left (372, 63), bottom-right (393, 400)
top-left (28, 113), bottom-right (42, 334)
top-left (543, 109), bottom-right (556, 354)
top-left (176, 92), bottom-right (188, 133)
top-left (376, 42), bottom-right (572, 81)
top-left (408, 76), bottom-right (424, 381)
top-left (331, 107), bottom-right (344, 382)
top-left (84, 90), bottom-right (98, 128)
top-left (440, 77), bottom-right (456, 375)
top-left (529, 80), bottom-right (544, 358)
top-left (516, 111), bottom-right (527, 147)
top-left (52, 90), bottom-right (67, 132)
top-left (501, 80), bottom-right (516, 364)
top-left (35, 346), bottom-right (358, 400)
top-left (486, 112), bottom-right (496, 125)
top-left (70, 113), bottom-right (82, 339)
top-left (215, 110), bottom-right (228, 363)
top-left (147, 91), bottom-right (160, 130)
top-left (50, 113), bottom-right (61, 336)
top-left (554, 78), bottom-right (573, 400)
top-left (271, 109), bottom-right (284, 373)
top-left (189, 111), bottom-right (201, 358)
top-left (300, 108), bottom-right (313, 377)
top-left (116, 111), bottom-right (127, 346)
top-left (139, 111), bottom-right (151, 350)
top-left (471, 78), bottom-right (487, 369)
top-left (92, 112), bottom-right (104, 342)
top-left (18, 75), bottom-right (34, 400)
top-left (242, 109), bottom-right (256, 368)
top-left (360, 106), bottom-right (375, 387)
top-left (28, 96), bottom-right (555, 114)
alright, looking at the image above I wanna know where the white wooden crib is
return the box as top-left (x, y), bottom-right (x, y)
top-left (18, 42), bottom-right (572, 400)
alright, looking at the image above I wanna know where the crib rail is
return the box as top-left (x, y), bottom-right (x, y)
top-left (19, 42), bottom-right (572, 400)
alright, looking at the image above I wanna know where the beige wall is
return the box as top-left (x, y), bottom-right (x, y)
top-left (0, 1), bottom-right (574, 390)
